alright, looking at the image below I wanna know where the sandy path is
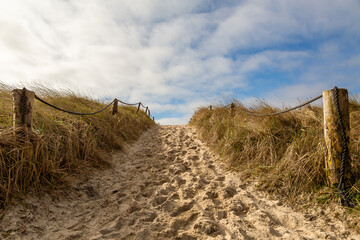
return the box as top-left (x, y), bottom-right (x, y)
top-left (0, 125), bottom-right (358, 240)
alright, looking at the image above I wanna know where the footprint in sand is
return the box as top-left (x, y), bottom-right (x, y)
top-left (223, 186), bottom-right (237, 199)
top-left (171, 176), bottom-right (187, 186)
top-left (193, 218), bottom-right (222, 237)
top-left (170, 200), bottom-right (195, 217)
top-left (188, 155), bottom-right (199, 161)
top-left (99, 218), bottom-right (123, 236)
top-left (180, 187), bottom-right (196, 199)
top-left (152, 196), bottom-right (168, 207)
top-left (169, 212), bottom-right (199, 236)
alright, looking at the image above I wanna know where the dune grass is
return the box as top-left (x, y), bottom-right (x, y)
top-left (190, 99), bottom-right (360, 208)
top-left (0, 85), bottom-right (155, 208)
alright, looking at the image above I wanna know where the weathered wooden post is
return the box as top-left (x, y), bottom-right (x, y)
top-left (148, 109), bottom-right (151, 117)
top-left (323, 87), bottom-right (351, 187)
top-left (230, 103), bottom-right (235, 116)
top-left (12, 88), bottom-right (35, 137)
top-left (137, 102), bottom-right (141, 114)
top-left (145, 106), bottom-right (148, 115)
top-left (152, 116), bottom-right (154, 121)
top-left (209, 105), bottom-right (212, 111)
top-left (112, 99), bottom-right (118, 115)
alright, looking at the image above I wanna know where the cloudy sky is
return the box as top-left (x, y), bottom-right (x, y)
top-left (1, 0), bottom-right (359, 124)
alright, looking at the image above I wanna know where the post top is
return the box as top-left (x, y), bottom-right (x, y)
top-left (322, 88), bottom-right (348, 94)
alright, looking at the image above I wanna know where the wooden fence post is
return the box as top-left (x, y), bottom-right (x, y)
top-left (148, 109), bottom-right (151, 117)
top-left (112, 99), bottom-right (118, 115)
top-left (323, 88), bottom-right (351, 187)
top-left (145, 106), bottom-right (148, 115)
top-left (137, 102), bottom-right (141, 114)
top-left (230, 103), bottom-right (235, 116)
top-left (12, 88), bottom-right (35, 137)
top-left (209, 105), bottom-right (212, 111)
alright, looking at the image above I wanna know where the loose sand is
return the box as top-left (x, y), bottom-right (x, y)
top-left (0, 125), bottom-right (359, 239)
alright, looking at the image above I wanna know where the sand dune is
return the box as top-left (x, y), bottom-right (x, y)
top-left (0, 125), bottom-right (358, 239)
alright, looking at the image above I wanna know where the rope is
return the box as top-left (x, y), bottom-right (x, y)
top-left (35, 95), bottom-right (115, 116)
top-left (118, 100), bottom-right (140, 106)
top-left (235, 94), bottom-right (323, 117)
top-left (117, 100), bottom-right (154, 119)
top-left (334, 86), bottom-right (352, 207)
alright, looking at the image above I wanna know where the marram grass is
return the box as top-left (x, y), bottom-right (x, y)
top-left (190, 99), bottom-right (360, 208)
top-left (0, 86), bottom-right (155, 208)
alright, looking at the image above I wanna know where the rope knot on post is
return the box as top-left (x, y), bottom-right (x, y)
top-left (112, 99), bottom-right (119, 115)
top-left (12, 88), bottom-right (35, 139)
top-left (323, 86), bottom-right (352, 206)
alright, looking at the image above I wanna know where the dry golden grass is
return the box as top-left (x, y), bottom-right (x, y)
top-left (190, 99), bottom-right (360, 208)
top-left (0, 85), bottom-right (155, 208)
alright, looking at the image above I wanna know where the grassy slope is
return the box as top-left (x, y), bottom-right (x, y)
top-left (0, 86), bottom-right (155, 207)
top-left (190, 100), bottom-right (360, 208)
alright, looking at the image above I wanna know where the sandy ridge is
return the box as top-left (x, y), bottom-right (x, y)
top-left (0, 125), bottom-right (358, 239)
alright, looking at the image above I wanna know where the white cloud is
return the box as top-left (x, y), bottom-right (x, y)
top-left (239, 50), bottom-right (308, 73)
top-left (0, 0), bottom-right (359, 124)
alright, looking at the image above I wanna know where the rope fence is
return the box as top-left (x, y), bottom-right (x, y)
top-left (236, 94), bottom-right (323, 117)
top-left (35, 95), bottom-right (116, 116)
top-left (12, 88), bottom-right (155, 135)
top-left (207, 86), bottom-right (353, 207)
top-left (118, 99), bottom-right (140, 106)
top-left (33, 93), bottom-right (154, 119)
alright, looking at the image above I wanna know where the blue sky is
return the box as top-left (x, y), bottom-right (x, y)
top-left (0, 0), bottom-right (359, 124)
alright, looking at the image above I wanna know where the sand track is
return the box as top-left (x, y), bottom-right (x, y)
top-left (0, 125), bottom-right (358, 239)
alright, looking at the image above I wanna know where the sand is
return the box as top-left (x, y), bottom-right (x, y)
top-left (0, 125), bottom-right (359, 239)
